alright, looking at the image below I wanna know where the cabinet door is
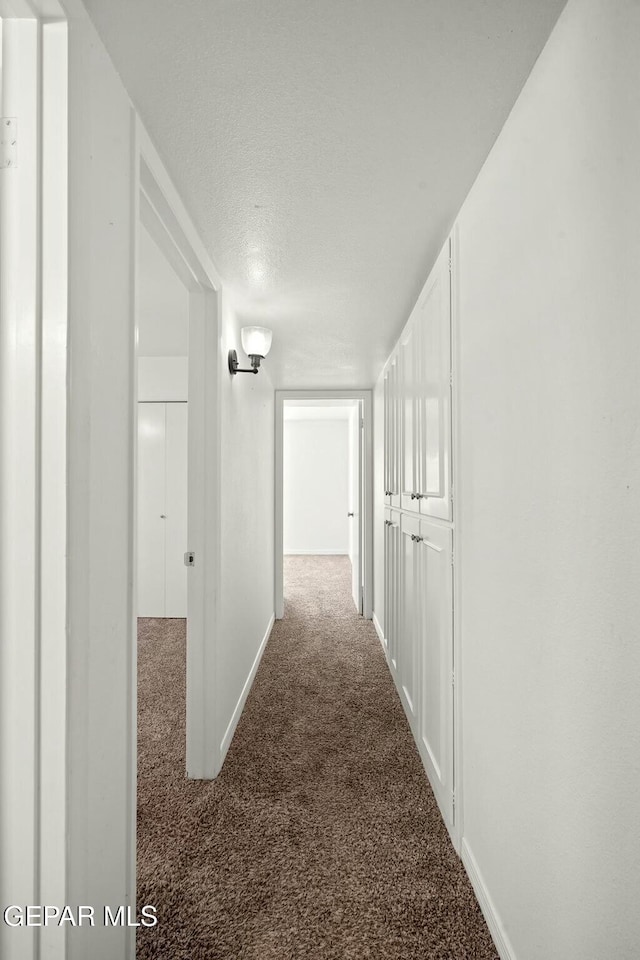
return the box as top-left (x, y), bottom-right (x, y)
top-left (416, 240), bottom-right (452, 521)
top-left (400, 323), bottom-right (419, 513)
top-left (399, 515), bottom-right (420, 728)
top-left (390, 357), bottom-right (401, 507)
top-left (138, 403), bottom-right (167, 617)
top-left (383, 368), bottom-right (391, 502)
top-left (384, 509), bottom-right (400, 671)
top-left (416, 520), bottom-right (454, 829)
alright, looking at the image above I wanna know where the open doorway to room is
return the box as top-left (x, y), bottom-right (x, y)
top-left (275, 391), bottom-right (373, 623)
top-left (135, 220), bottom-right (190, 813)
top-left (282, 400), bottom-right (362, 617)
top-left (133, 135), bottom-right (222, 956)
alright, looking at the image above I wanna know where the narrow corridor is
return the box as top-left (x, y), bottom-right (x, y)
top-left (136, 557), bottom-right (497, 959)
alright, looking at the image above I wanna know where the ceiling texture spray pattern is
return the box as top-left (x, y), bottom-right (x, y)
top-left (85, 0), bottom-right (566, 387)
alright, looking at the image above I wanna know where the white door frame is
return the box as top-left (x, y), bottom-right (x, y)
top-left (0, 8), bottom-right (68, 959)
top-left (136, 123), bottom-right (222, 780)
top-left (275, 390), bottom-right (373, 620)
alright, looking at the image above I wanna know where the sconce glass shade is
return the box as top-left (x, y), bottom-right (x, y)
top-left (241, 326), bottom-right (272, 358)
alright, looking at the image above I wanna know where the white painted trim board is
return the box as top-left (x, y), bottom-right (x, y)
top-left (461, 839), bottom-right (516, 960)
top-left (372, 611), bottom-right (385, 647)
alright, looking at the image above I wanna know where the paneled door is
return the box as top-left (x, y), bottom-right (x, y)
top-left (137, 401), bottom-right (188, 617)
top-left (384, 509), bottom-right (400, 671)
top-left (384, 357), bottom-right (401, 508)
top-left (398, 513), bottom-right (421, 729)
top-left (415, 519), bottom-right (454, 830)
top-left (400, 322), bottom-right (420, 514)
top-left (416, 240), bottom-right (452, 521)
top-left (384, 367), bottom-right (391, 501)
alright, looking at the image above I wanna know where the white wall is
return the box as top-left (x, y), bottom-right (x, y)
top-left (217, 298), bottom-right (275, 760)
top-left (138, 356), bottom-right (188, 400)
top-left (455, 2), bottom-right (640, 957)
top-left (373, 2), bottom-right (640, 957)
top-left (137, 224), bottom-right (189, 356)
top-left (283, 418), bottom-right (349, 554)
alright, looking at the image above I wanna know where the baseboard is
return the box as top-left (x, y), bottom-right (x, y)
top-left (284, 549), bottom-right (348, 555)
top-left (372, 611), bottom-right (385, 647)
top-left (460, 839), bottom-right (516, 960)
top-left (219, 612), bottom-right (275, 765)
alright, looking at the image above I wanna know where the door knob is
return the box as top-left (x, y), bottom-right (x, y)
top-left (160, 514), bottom-right (167, 519)
top-left (347, 512), bottom-right (354, 517)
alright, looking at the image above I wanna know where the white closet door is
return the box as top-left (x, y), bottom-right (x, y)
top-left (418, 240), bottom-right (452, 521)
top-left (384, 508), bottom-right (400, 671)
top-left (400, 323), bottom-right (420, 513)
top-left (390, 357), bottom-right (401, 508)
top-left (383, 368), bottom-right (391, 501)
top-left (138, 403), bottom-right (166, 617)
top-left (137, 401), bottom-right (188, 618)
top-left (416, 519), bottom-right (454, 830)
top-left (165, 402), bottom-right (188, 617)
top-left (399, 514), bottom-right (420, 729)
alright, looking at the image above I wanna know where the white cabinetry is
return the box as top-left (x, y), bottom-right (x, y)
top-left (399, 514), bottom-right (420, 728)
top-left (417, 242), bottom-right (452, 522)
top-left (384, 357), bottom-right (401, 508)
top-left (381, 235), bottom-right (455, 837)
top-left (415, 519), bottom-right (453, 826)
top-left (387, 240), bottom-right (452, 521)
top-left (383, 508), bottom-right (400, 671)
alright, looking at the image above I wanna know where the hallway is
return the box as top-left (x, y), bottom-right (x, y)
top-left (137, 557), bottom-right (497, 959)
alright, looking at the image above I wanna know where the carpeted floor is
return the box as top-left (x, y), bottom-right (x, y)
top-left (137, 555), bottom-right (498, 959)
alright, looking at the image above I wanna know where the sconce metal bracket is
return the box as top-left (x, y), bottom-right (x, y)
top-left (228, 349), bottom-right (261, 375)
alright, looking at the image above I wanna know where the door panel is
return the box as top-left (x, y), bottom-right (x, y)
top-left (350, 404), bottom-right (362, 613)
top-left (418, 241), bottom-right (452, 521)
top-left (384, 369), bottom-right (391, 502)
top-left (400, 324), bottom-right (419, 513)
top-left (416, 519), bottom-right (454, 828)
top-left (138, 403), bottom-right (166, 616)
top-left (399, 514), bottom-right (420, 727)
top-left (165, 402), bottom-right (188, 618)
top-left (384, 508), bottom-right (400, 670)
top-left (390, 358), bottom-right (401, 508)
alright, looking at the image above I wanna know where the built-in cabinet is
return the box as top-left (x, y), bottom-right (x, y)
top-left (381, 237), bottom-right (455, 834)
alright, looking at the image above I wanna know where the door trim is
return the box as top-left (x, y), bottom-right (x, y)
top-left (275, 389), bottom-right (373, 620)
top-left (135, 121), bottom-right (222, 780)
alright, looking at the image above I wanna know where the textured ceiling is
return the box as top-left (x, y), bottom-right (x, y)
top-left (84, 0), bottom-right (566, 388)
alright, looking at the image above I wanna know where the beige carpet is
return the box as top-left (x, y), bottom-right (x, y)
top-left (136, 555), bottom-right (498, 959)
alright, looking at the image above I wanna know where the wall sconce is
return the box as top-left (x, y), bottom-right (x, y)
top-left (228, 326), bottom-right (273, 375)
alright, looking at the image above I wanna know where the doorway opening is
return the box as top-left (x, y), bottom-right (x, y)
top-left (275, 390), bottom-right (373, 622)
top-left (135, 219), bottom-right (190, 851)
top-left (134, 143), bottom-right (221, 790)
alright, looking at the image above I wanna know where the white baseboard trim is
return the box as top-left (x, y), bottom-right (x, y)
top-left (284, 549), bottom-right (348, 555)
top-left (219, 612), bottom-right (275, 766)
top-left (372, 611), bottom-right (385, 646)
top-left (461, 839), bottom-right (516, 960)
